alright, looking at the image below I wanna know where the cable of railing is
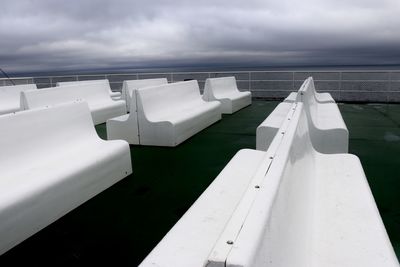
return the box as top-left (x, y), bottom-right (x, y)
top-left (0, 68), bottom-right (15, 85)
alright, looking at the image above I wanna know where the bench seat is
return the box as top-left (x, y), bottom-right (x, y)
top-left (139, 149), bottom-right (268, 267)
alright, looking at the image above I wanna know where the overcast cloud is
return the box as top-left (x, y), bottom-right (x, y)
top-left (1, 0), bottom-right (400, 72)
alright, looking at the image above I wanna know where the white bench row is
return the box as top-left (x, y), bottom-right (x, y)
top-left (0, 102), bottom-right (132, 255)
top-left (107, 77), bottom-right (251, 146)
top-left (256, 77), bottom-right (348, 153)
top-left (0, 84), bottom-right (37, 115)
top-left (140, 89), bottom-right (398, 266)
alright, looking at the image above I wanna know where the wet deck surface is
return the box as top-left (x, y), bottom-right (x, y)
top-left (1, 100), bottom-right (399, 265)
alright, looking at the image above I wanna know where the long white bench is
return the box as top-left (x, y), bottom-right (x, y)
top-left (0, 84), bottom-right (37, 115)
top-left (0, 102), bottom-right (132, 255)
top-left (208, 103), bottom-right (398, 267)
top-left (121, 78), bottom-right (168, 111)
top-left (57, 79), bottom-right (122, 99)
top-left (284, 77), bottom-right (334, 103)
top-left (21, 83), bottom-right (127, 125)
top-left (256, 77), bottom-right (348, 153)
top-left (203, 76), bottom-right (251, 114)
top-left (136, 80), bottom-right (222, 146)
top-left (140, 102), bottom-right (399, 267)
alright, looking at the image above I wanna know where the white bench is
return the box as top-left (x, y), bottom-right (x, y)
top-left (121, 78), bottom-right (168, 111)
top-left (284, 77), bottom-right (335, 103)
top-left (0, 84), bottom-right (37, 115)
top-left (0, 102), bottom-right (132, 255)
top-left (57, 79), bottom-right (122, 100)
top-left (256, 77), bottom-right (348, 154)
top-left (136, 80), bottom-right (221, 146)
top-left (203, 76), bottom-right (251, 114)
top-left (140, 102), bottom-right (398, 267)
top-left (21, 83), bottom-right (127, 125)
top-left (208, 103), bottom-right (398, 267)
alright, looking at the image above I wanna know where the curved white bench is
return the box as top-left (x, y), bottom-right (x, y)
top-left (257, 77), bottom-right (348, 154)
top-left (203, 76), bottom-right (251, 114)
top-left (136, 80), bottom-right (222, 146)
top-left (140, 103), bottom-right (398, 267)
top-left (21, 83), bottom-right (127, 125)
top-left (57, 79), bottom-right (122, 100)
top-left (121, 78), bottom-right (168, 111)
top-left (208, 103), bottom-right (398, 267)
top-left (0, 102), bottom-right (132, 255)
top-left (284, 77), bottom-right (335, 103)
top-left (0, 84), bottom-right (37, 115)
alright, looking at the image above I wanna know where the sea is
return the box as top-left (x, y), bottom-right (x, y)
top-left (6, 64), bottom-right (400, 78)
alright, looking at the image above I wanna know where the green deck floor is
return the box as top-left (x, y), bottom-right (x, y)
top-left (1, 100), bottom-right (399, 265)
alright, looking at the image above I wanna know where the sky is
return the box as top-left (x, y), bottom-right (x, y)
top-left (1, 0), bottom-right (400, 73)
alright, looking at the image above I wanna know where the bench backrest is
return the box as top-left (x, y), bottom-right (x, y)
top-left (136, 80), bottom-right (203, 120)
top-left (203, 76), bottom-right (239, 99)
top-left (206, 103), bottom-right (315, 266)
top-left (57, 79), bottom-right (112, 94)
top-left (0, 102), bottom-right (97, 166)
top-left (237, 103), bottom-right (314, 266)
top-left (0, 84), bottom-right (37, 107)
top-left (21, 83), bottom-right (112, 110)
top-left (122, 78), bottom-right (168, 112)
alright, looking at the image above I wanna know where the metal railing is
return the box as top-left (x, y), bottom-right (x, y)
top-left (1, 70), bottom-right (400, 103)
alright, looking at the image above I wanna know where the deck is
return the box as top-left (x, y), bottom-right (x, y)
top-left (1, 100), bottom-right (399, 265)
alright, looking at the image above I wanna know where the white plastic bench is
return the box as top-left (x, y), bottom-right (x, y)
top-left (207, 103), bottom-right (398, 267)
top-left (135, 80), bottom-right (222, 146)
top-left (140, 102), bottom-right (398, 267)
top-left (0, 84), bottom-right (37, 115)
top-left (121, 78), bottom-right (168, 111)
top-left (284, 77), bottom-right (335, 103)
top-left (0, 102), bottom-right (132, 255)
top-left (21, 83), bottom-right (127, 125)
top-left (57, 79), bottom-right (122, 100)
top-left (203, 76), bottom-right (251, 114)
top-left (257, 77), bottom-right (348, 153)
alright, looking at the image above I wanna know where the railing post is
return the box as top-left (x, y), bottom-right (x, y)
top-left (292, 71), bottom-right (295, 90)
top-left (248, 72), bottom-right (251, 92)
top-left (339, 71), bottom-right (342, 101)
top-left (388, 71), bottom-right (392, 103)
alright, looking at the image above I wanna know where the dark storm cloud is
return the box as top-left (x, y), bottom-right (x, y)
top-left (1, 0), bottom-right (400, 72)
